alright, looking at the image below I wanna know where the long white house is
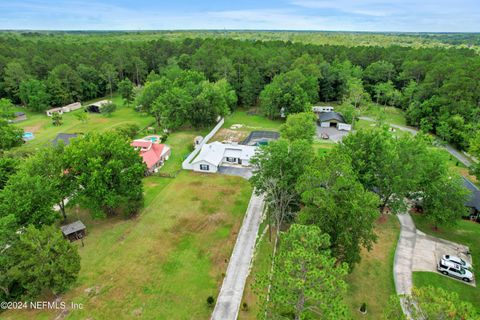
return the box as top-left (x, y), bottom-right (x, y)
top-left (191, 141), bottom-right (257, 173)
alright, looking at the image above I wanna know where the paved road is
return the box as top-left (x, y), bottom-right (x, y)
top-left (393, 213), bottom-right (416, 318)
top-left (211, 192), bottom-right (265, 320)
top-left (394, 213), bottom-right (416, 296)
top-left (358, 116), bottom-right (472, 167)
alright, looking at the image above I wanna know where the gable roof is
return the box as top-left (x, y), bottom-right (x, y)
top-left (60, 220), bottom-right (86, 236)
top-left (192, 142), bottom-right (257, 166)
top-left (131, 140), bottom-right (152, 149)
top-left (319, 111), bottom-right (346, 123)
top-left (462, 177), bottom-right (480, 210)
top-left (52, 133), bottom-right (78, 146)
top-left (139, 143), bottom-right (169, 169)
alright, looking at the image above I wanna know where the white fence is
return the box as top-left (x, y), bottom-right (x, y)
top-left (182, 118), bottom-right (225, 170)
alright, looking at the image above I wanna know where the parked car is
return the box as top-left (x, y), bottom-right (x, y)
top-left (437, 259), bottom-right (474, 282)
top-left (443, 254), bottom-right (472, 269)
top-left (321, 132), bottom-right (329, 140)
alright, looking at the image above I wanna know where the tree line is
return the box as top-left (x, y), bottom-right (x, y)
top-left (0, 131), bottom-right (146, 303)
top-left (251, 113), bottom-right (474, 319)
top-left (0, 34), bottom-right (479, 149)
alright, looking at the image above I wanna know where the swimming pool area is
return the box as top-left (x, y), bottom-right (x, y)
top-left (22, 132), bottom-right (35, 141)
top-left (143, 135), bottom-right (161, 143)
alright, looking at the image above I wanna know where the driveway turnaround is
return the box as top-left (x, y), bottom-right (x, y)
top-left (218, 166), bottom-right (253, 179)
top-left (413, 231), bottom-right (475, 287)
top-left (211, 192), bottom-right (265, 320)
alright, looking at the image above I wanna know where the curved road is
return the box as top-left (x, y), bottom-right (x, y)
top-left (358, 116), bottom-right (472, 167)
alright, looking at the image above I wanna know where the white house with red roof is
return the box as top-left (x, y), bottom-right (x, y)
top-left (131, 139), bottom-right (171, 174)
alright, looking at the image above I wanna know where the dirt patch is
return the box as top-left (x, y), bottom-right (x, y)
top-left (23, 125), bottom-right (42, 133)
top-left (376, 214), bottom-right (389, 224)
top-left (211, 128), bottom-right (249, 143)
top-left (172, 212), bottom-right (228, 234)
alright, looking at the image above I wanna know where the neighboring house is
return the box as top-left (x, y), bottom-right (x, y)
top-left (45, 102), bottom-right (83, 116)
top-left (131, 139), bottom-right (171, 174)
top-left (462, 177), bottom-right (480, 222)
top-left (318, 111), bottom-right (352, 131)
top-left (46, 107), bottom-right (64, 117)
top-left (61, 220), bottom-right (86, 242)
top-left (51, 133), bottom-right (79, 146)
top-left (191, 141), bottom-right (257, 173)
top-left (12, 111), bottom-right (27, 123)
top-left (62, 102), bottom-right (82, 112)
top-left (86, 100), bottom-right (112, 113)
top-left (312, 106), bottom-right (334, 113)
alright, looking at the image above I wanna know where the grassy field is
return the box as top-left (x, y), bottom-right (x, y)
top-left (345, 215), bottom-right (401, 319)
top-left (4, 172), bottom-right (253, 320)
top-left (361, 105), bottom-right (407, 126)
top-left (12, 95), bottom-right (154, 152)
top-left (411, 213), bottom-right (479, 310)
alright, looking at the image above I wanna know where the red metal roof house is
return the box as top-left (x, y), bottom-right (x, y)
top-left (131, 139), bottom-right (171, 174)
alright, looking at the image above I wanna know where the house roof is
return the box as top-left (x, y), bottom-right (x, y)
top-left (319, 111), bottom-right (346, 123)
top-left (138, 143), bottom-right (169, 169)
top-left (47, 107), bottom-right (63, 113)
top-left (192, 142), bottom-right (257, 166)
top-left (52, 133), bottom-right (78, 146)
top-left (462, 177), bottom-right (480, 210)
top-left (60, 220), bottom-right (86, 236)
top-left (131, 140), bottom-right (152, 149)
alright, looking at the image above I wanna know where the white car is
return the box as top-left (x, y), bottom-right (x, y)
top-left (443, 255), bottom-right (472, 270)
top-left (438, 259), bottom-right (474, 282)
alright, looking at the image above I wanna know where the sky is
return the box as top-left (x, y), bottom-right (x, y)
top-left (0, 0), bottom-right (479, 32)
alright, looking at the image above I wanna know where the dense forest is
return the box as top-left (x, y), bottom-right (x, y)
top-left (0, 32), bottom-right (479, 149)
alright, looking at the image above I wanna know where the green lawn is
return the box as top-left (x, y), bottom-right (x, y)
top-left (4, 172), bottom-right (253, 320)
top-left (361, 105), bottom-right (407, 126)
top-left (345, 215), bottom-right (401, 319)
top-left (12, 95), bottom-right (154, 153)
top-left (223, 109), bottom-right (283, 132)
top-left (411, 213), bottom-right (480, 310)
top-left (413, 272), bottom-right (480, 312)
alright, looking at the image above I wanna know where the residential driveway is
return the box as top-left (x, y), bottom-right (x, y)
top-left (218, 166), bottom-right (253, 179)
top-left (315, 125), bottom-right (349, 143)
top-left (394, 213), bottom-right (416, 295)
top-left (413, 230), bottom-right (475, 287)
top-left (211, 192), bottom-right (265, 320)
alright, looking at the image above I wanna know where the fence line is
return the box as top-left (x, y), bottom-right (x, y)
top-left (182, 118), bottom-right (225, 170)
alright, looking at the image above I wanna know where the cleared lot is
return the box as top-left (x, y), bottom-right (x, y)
top-left (412, 230), bottom-right (475, 287)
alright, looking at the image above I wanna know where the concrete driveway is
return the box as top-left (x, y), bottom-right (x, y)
top-left (413, 230), bottom-right (475, 287)
top-left (316, 126), bottom-right (350, 143)
top-left (218, 166), bottom-right (253, 179)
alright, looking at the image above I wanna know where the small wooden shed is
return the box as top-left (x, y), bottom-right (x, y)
top-left (60, 220), bottom-right (86, 242)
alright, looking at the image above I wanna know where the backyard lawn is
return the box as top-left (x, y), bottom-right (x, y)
top-left (239, 215), bottom-right (401, 320)
top-left (361, 105), bottom-right (407, 126)
top-left (12, 95), bottom-right (154, 152)
top-left (3, 172), bottom-right (253, 320)
top-left (345, 215), bottom-right (401, 319)
top-left (411, 213), bottom-right (480, 310)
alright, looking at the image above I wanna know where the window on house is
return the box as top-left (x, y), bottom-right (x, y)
top-left (226, 157), bottom-right (237, 163)
top-left (200, 164), bottom-right (209, 171)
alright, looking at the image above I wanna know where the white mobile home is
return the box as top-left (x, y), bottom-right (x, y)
top-left (312, 106), bottom-right (334, 113)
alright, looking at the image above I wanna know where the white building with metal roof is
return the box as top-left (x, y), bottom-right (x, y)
top-left (190, 141), bottom-right (257, 173)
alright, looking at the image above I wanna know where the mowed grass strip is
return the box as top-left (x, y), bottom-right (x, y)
top-left (4, 172), bottom-right (252, 320)
top-left (345, 215), bottom-right (400, 320)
